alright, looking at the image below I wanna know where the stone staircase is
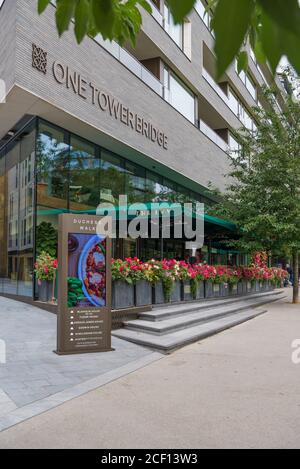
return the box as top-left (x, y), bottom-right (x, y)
top-left (113, 290), bottom-right (286, 353)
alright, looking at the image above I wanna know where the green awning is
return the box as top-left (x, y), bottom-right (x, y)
top-left (37, 204), bottom-right (237, 232)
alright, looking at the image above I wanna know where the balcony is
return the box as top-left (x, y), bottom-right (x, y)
top-left (94, 35), bottom-right (163, 97)
top-left (202, 68), bottom-right (229, 105)
top-left (146, 0), bottom-right (163, 26)
top-left (198, 120), bottom-right (229, 152)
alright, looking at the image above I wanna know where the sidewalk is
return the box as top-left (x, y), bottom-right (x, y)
top-left (0, 297), bottom-right (162, 429)
top-left (0, 289), bottom-right (299, 449)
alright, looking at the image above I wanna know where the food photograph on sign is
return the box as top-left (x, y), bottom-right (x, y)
top-left (68, 233), bottom-right (106, 308)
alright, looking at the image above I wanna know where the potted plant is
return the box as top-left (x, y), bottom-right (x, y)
top-left (144, 260), bottom-right (165, 305)
top-left (190, 265), bottom-right (205, 300)
top-left (178, 261), bottom-right (193, 302)
top-left (228, 267), bottom-right (242, 296)
top-left (34, 252), bottom-right (58, 303)
top-left (111, 259), bottom-right (135, 310)
top-left (132, 258), bottom-right (152, 307)
top-left (215, 266), bottom-right (229, 297)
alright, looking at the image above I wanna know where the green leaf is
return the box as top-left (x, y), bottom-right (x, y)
top-left (213, 0), bottom-right (255, 79)
top-left (260, 11), bottom-right (283, 74)
top-left (74, 0), bottom-right (89, 43)
top-left (55, 0), bottom-right (76, 36)
top-left (258, 0), bottom-right (300, 37)
top-left (38, 0), bottom-right (51, 14)
top-left (92, 0), bottom-right (115, 39)
top-left (253, 40), bottom-right (266, 64)
top-left (136, 0), bottom-right (152, 15)
top-left (167, 0), bottom-right (196, 23)
top-left (237, 51), bottom-right (248, 74)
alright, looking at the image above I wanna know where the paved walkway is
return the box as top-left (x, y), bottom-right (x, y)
top-left (0, 289), bottom-right (299, 448)
top-left (0, 297), bottom-right (161, 430)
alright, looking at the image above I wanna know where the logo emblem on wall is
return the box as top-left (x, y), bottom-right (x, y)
top-left (32, 44), bottom-right (47, 74)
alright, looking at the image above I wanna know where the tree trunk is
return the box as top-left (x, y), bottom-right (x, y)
top-left (292, 250), bottom-right (299, 304)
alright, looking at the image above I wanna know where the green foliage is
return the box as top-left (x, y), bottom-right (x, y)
top-left (211, 0), bottom-right (300, 78)
top-left (209, 83), bottom-right (300, 300)
top-left (212, 0), bottom-right (255, 79)
top-left (38, 0), bottom-right (300, 79)
top-left (36, 222), bottom-right (58, 258)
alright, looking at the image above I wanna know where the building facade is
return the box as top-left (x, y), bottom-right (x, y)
top-left (0, 0), bottom-right (286, 299)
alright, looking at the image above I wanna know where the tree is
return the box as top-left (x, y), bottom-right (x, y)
top-left (38, 0), bottom-right (300, 79)
top-left (210, 89), bottom-right (300, 304)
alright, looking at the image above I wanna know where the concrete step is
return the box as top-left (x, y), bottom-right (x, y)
top-left (113, 307), bottom-right (268, 353)
top-left (141, 290), bottom-right (284, 322)
top-left (123, 293), bottom-right (285, 335)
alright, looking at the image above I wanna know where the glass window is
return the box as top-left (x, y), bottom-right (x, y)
top-left (124, 162), bottom-right (147, 204)
top-left (18, 127), bottom-right (35, 297)
top-left (235, 60), bottom-right (257, 101)
top-left (228, 88), bottom-right (239, 115)
top-left (69, 136), bottom-right (100, 211)
top-left (5, 141), bottom-right (20, 295)
top-left (145, 171), bottom-right (165, 203)
top-left (245, 74), bottom-right (256, 100)
top-left (164, 67), bottom-right (196, 123)
top-left (228, 134), bottom-right (241, 158)
top-left (36, 122), bottom-right (69, 209)
top-left (195, 0), bottom-right (213, 31)
top-left (0, 121), bottom-right (36, 297)
top-left (164, 4), bottom-right (183, 48)
top-left (100, 151), bottom-right (125, 205)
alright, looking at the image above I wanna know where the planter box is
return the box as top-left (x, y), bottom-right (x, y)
top-left (255, 281), bottom-right (261, 292)
top-left (182, 281), bottom-right (193, 302)
top-left (171, 281), bottom-right (182, 303)
top-left (220, 283), bottom-right (229, 297)
top-left (237, 281), bottom-right (244, 296)
top-left (112, 281), bottom-right (134, 310)
top-left (246, 281), bottom-right (255, 294)
top-left (135, 280), bottom-right (152, 307)
top-left (229, 283), bottom-right (238, 296)
top-left (152, 281), bottom-right (165, 305)
top-left (248, 281), bottom-right (256, 294)
top-left (194, 281), bottom-right (205, 300)
top-left (205, 281), bottom-right (213, 298)
top-left (38, 280), bottom-right (52, 303)
top-left (205, 282), bottom-right (220, 298)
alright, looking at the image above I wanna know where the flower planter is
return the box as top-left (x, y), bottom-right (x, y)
top-left (237, 281), bottom-right (244, 296)
top-left (152, 281), bottom-right (165, 305)
top-left (193, 281), bottom-right (205, 300)
top-left (112, 281), bottom-right (135, 310)
top-left (171, 281), bottom-right (182, 303)
top-left (229, 283), bottom-right (238, 296)
top-left (204, 281), bottom-right (214, 298)
top-left (38, 280), bottom-right (52, 303)
top-left (205, 281), bottom-right (220, 298)
top-left (220, 283), bottom-right (229, 297)
top-left (182, 281), bottom-right (193, 302)
top-left (135, 280), bottom-right (152, 307)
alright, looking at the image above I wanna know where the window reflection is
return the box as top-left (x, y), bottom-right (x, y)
top-left (36, 123), bottom-right (69, 209)
top-left (69, 136), bottom-right (100, 211)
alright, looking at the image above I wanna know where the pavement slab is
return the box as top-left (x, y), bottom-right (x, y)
top-left (0, 289), bottom-right (299, 448)
top-left (0, 296), bottom-right (162, 428)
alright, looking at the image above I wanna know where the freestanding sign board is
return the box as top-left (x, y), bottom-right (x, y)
top-left (56, 214), bottom-right (112, 355)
